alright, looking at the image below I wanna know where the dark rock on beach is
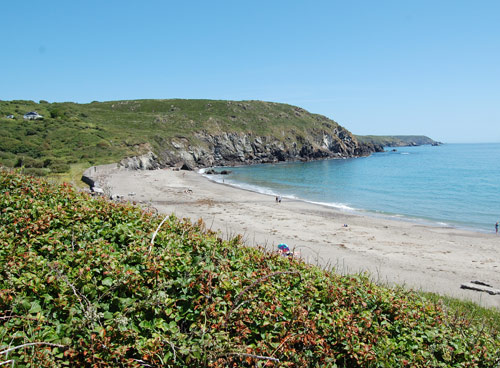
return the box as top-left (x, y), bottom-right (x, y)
top-left (204, 169), bottom-right (232, 175)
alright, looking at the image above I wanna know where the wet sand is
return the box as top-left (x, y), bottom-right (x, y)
top-left (97, 166), bottom-right (500, 309)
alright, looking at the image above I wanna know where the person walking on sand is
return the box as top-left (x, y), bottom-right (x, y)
top-left (496, 222), bottom-right (499, 234)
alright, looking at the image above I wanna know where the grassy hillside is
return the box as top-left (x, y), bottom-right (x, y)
top-left (1, 169), bottom-right (499, 367)
top-left (356, 135), bottom-right (440, 147)
top-left (0, 99), bottom-right (360, 181)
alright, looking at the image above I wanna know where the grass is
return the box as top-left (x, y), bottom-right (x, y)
top-left (1, 168), bottom-right (499, 367)
top-left (50, 162), bottom-right (94, 188)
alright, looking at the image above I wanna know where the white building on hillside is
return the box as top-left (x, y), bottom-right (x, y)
top-left (23, 111), bottom-right (43, 120)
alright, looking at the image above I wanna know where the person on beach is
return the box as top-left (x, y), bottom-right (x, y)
top-left (278, 243), bottom-right (291, 256)
top-left (496, 222), bottom-right (499, 234)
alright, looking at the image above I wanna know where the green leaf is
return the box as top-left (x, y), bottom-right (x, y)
top-left (29, 301), bottom-right (42, 314)
top-left (103, 311), bottom-right (113, 320)
top-left (102, 277), bottom-right (114, 286)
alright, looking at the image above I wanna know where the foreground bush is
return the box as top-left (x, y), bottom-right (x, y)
top-left (0, 169), bottom-right (499, 367)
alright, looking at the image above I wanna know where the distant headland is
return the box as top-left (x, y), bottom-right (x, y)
top-left (356, 135), bottom-right (442, 147)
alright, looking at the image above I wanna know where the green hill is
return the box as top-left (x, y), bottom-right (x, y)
top-left (356, 135), bottom-right (441, 147)
top-left (1, 169), bottom-right (499, 367)
top-left (0, 99), bottom-right (381, 181)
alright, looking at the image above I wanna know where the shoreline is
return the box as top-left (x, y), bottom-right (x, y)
top-left (203, 172), bottom-right (493, 235)
top-left (98, 166), bottom-right (500, 309)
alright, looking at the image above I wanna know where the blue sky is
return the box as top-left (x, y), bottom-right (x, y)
top-left (2, 1), bottom-right (499, 143)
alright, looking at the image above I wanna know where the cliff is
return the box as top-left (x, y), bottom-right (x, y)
top-left (152, 127), bottom-right (383, 170)
top-left (108, 100), bottom-right (384, 169)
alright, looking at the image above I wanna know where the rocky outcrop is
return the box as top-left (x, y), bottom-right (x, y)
top-left (155, 130), bottom-right (383, 170)
top-left (119, 151), bottom-right (160, 170)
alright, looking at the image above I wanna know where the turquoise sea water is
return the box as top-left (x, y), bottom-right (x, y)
top-left (205, 143), bottom-right (500, 233)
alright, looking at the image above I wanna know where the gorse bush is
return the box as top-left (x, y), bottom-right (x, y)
top-left (0, 169), bottom-right (499, 367)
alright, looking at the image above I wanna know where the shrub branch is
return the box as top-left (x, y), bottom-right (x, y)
top-left (0, 342), bottom-right (66, 355)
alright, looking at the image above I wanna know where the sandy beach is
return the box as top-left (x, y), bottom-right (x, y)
top-left (95, 166), bottom-right (500, 309)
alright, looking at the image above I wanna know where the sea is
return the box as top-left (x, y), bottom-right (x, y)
top-left (202, 143), bottom-right (500, 233)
